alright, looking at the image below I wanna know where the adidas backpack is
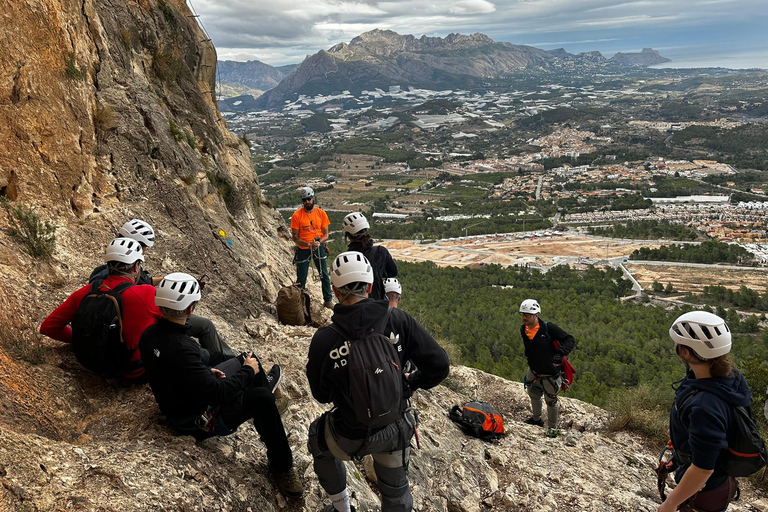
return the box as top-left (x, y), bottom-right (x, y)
top-left (71, 281), bottom-right (140, 376)
top-left (449, 401), bottom-right (505, 441)
top-left (331, 307), bottom-right (403, 429)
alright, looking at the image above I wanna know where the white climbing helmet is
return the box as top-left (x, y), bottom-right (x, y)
top-left (342, 212), bottom-right (370, 236)
top-left (119, 218), bottom-right (155, 248)
top-left (298, 186), bottom-right (315, 200)
top-left (383, 278), bottom-right (402, 295)
top-left (519, 299), bottom-right (541, 315)
top-left (331, 251), bottom-right (373, 288)
top-left (155, 273), bottom-right (201, 311)
top-left (105, 237), bottom-right (144, 264)
top-left (669, 310), bottom-right (731, 359)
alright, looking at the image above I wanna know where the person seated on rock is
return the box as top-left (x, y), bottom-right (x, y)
top-left (40, 238), bottom-right (161, 380)
top-left (342, 211), bottom-right (398, 301)
top-left (89, 218), bottom-right (236, 357)
top-left (139, 273), bottom-right (301, 498)
top-left (307, 252), bottom-right (449, 512)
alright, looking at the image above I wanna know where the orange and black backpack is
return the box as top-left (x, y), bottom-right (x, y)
top-left (449, 401), bottom-right (505, 441)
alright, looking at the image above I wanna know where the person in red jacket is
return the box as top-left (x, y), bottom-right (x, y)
top-left (40, 238), bottom-right (161, 380)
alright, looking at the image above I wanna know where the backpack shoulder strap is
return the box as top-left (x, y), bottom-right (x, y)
top-left (373, 306), bottom-right (393, 334)
top-left (369, 244), bottom-right (379, 260)
top-left (675, 389), bottom-right (702, 434)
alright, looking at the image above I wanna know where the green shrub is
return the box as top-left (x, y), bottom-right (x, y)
top-left (180, 174), bottom-right (196, 185)
top-left (2, 199), bottom-right (57, 258)
top-left (153, 47), bottom-right (183, 83)
top-left (157, 0), bottom-right (177, 28)
top-left (65, 54), bottom-right (84, 80)
top-left (606, 384), bottom-right (672, 442)
top-left (185, 130), bottom-right (196, 149)
top-left (169, 120), bottom-right (185, 142)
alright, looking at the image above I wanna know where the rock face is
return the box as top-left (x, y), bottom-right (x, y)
top-left (0, 5), bottom-right (756, 512)
top-left (255, 29), bottom-right (671, 109)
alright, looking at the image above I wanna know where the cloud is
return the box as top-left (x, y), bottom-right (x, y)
top-left (449, 0), bottom-right (496, 15)
top-left (189, 0), bottom-right (768, 66)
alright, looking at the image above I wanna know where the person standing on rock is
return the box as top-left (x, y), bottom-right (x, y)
top-left (658, 311), bottom-right (751, 512)
top-left (139, 273), bottom-right (302, 499)
top-left (342, 211), bottom-right (398, 300)
top-left (519, 299), bottom-right (575, 436)
top-left (306, 252), bottom-right (449, 512)
top-left (89, 218), bottom-right (236, 357)
top-left (291, 186), bottom-right (333, 308)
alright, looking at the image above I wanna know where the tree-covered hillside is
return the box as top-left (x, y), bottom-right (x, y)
top-left (396, 261), bottom-right (768, 413)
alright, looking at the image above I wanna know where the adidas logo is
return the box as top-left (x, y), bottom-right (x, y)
top-left (375, 367), bottom-right (383, 374)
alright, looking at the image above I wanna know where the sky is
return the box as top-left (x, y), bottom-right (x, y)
top-left (188, 0), bottom-right (768, 69)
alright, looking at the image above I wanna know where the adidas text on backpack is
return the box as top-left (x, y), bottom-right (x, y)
top-left (331, 307), bottom-right (403, 429)
top-left (71, 281), bottom-right (141, 376)
top-left (449, 401), bottom-right (505, 441)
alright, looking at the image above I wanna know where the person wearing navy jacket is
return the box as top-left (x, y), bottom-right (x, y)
top-left (660, 311), bottom-right (750, 512)
top-left (519, 299), bottom-right (575, 434)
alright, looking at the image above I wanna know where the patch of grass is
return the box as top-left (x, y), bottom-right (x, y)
top-left (169, 120), bottom-right (185, 142)
top-left (152, 46), bottom-right (183, 83)
top-left (157, 0), bottom-right (177, 29)
top-left (605, 384), bottom-right (671, 442)
top-left (180, 174), bottom-right (196, 185)
top-left (185, 130), bottom-right (196, 149)
top-left (65, 54), bottom-right (84, 80)
top-left (2, 199), bottom-right (56, 259)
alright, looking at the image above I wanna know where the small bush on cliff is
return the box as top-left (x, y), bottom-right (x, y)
top-left (153, 47), bottom-right (183, 83)
top-left (157, 0), bottom-right (178, 29)
top-left (65, 54), bottom-right (84, 80)
top-left (94, 104), bottom-right (118, 135)
top-left (169, 120), bottom-right (185, 142)
top-left (2, 199), bottom-right (57, 259)
top-left (606, 383), bottom-right (671, 442)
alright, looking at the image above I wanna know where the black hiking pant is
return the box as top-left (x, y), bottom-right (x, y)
top-left (170, 362), bottom-right (293, 473)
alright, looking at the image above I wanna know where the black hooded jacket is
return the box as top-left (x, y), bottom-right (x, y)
top-left (670, 370), bottom-right (753, 488)
top-left (139, 319), bottom-right (254, 419)
top-left (307, 299), bottom-right (449, 438)
top-left (347, 240), bottom-right (398, 280)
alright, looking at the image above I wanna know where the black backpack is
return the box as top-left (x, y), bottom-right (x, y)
top-left (71, 281), bottom-right (141, 376)
top-left (449, 401), bottom-right (505, 441)
top-left (677, 388), bottom-right (767, 477)
top-left (331, 307), bottom-right (403, 429)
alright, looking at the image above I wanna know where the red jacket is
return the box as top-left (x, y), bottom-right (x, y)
top-left (40, 275), bottom-right (162, 379)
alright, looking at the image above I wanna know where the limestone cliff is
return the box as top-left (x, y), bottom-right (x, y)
top-left (0, 3), bottom-right (762, 512)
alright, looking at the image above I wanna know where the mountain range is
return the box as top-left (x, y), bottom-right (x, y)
top-left (217, 60), bottom-right (299, 98)
top-left (241, 29), bottom-right (669, 109)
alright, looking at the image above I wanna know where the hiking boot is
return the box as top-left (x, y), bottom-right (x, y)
top-left (322, 505), bottom-right (357, 512)
top-left (272, 467), bottom-right (303, 498)
top-left (266, 364), bottom-right (282, 393)
top-left (524, 416), bottom-right (544, 427)
top-left (545, 428), bottom-right (561, 438)
top-left (275, 396), bottom-right (290, 415)
top-left (323, 301), bottom-right (334, 309)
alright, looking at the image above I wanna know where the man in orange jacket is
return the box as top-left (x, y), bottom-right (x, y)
top-left (290, 186), bottom-right (333, 308)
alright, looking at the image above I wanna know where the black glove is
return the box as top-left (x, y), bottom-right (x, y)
top-left (552, 353), bottom-right (563, 365)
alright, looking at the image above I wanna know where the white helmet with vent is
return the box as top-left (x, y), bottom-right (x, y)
top-left (119, 219), bottom-right (155, 248)
top-left (331, 251), bottom-right (373, 288)
top-left (105, 237), bottom-right (144, 264)
top-left (155, 273), bottom-right (201, 311)
top-left (342, 212), bottom-right (370, 236)
top-left (519, 299), bottom-right (541, 315)
top-left (298, 186), bottom-right (315, 200)
top-left (669, 310), bottom-right (731, 359)
top-left (383, 278), bottom-right (402, 295)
